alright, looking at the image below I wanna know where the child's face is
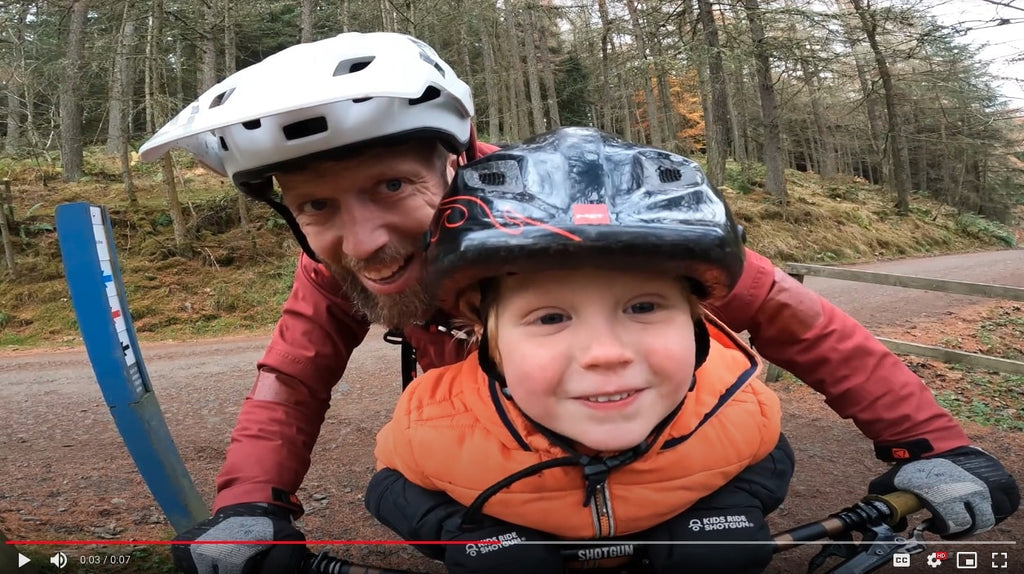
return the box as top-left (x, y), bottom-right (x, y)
top-left (493, 267), bottom-right (696, 452)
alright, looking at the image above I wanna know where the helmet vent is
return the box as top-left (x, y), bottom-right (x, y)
top-left (478, 171), bottom-right (506, 186)
top-left (219, 136), bottom-right (229, 151)
top-left (209, 88), bottom-right (234, 109)
top-left (333, 57), bottom-right (375, 76)
top-left (658, 167), bottom-right (683, 183)
top-left (242, 119), bottom-right (262, 130)
top-left (282, 116), bottom-right (328, 141)
top-left (409, 86), bottom-right (441, 106)
top-left (419, 52), bottom-right (446, 77)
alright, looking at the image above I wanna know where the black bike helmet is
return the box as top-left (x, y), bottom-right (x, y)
top-left (427, 126), bottom-right (746, 312)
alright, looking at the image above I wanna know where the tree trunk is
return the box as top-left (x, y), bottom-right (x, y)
top-left (522, 6), bottom-right (546, 133)
top-left (301, 0), bottom-right (315, 42)
top-left (149, 0), bottom-right (169, 126)
top-left (726, 72), bottom-right (746, 165)
top-left (597, 0), bottom-right (614, 132)
top-left (120, 142), bottom-right (138, 205)
top-left (161, 155), bottom-right (189, 251)
top-left (224, 1), bottom-right (237, 74)
top-left (505, 6), bottom-right (531, 138)
top-left (144, 8), bottom-right (154, 133)
top-left (495, 30), bottom-right (518, 142)
top-left (457, 1), bottom-right (475, 99)
top-left (480, 23), bottom-right (501, 140)
top-left (107, 1), bottom-right (135, 155)
top-left (850, 0), bottom-right (910, 214)
top-left (379, 0), bottom-right (393, 32)
top-left (60, 0), bottom-right (89, 183)
top-left (338, 0), bottom-right (350, 31)
top-left (680, 1), bottom-right (713, 156)
top-left (619, 70), bottom-right (634, 141)
top-left (5, 88), bottom-right (22, 154)
top-left (696, 0), bottom-right (729, 186)
top-left (201, 0), bottom-right (219, 91)
top-left (4, 4), bottom-right (29, 154)
top-left (799, 58), bottom-right (837, 179)
top-left (535, 9), bottom-right (561, 128)
top-left (842, 18), bottom-right (886, 185)
top-left (220, 0), bottom-right (248, 232)
top-left (625, 0), bottom-right (662, 147)
top-left (742, 0), bottom-right (787, 201)
top-left (653, 35), bottom-right (677, 149)
top-left (1, 181), bottom-right (16, 278)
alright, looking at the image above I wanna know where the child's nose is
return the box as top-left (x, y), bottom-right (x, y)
top-left (578, 325), bottom-right (635, 369)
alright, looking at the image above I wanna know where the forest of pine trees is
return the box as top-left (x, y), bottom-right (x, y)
top-left (1, 0), bottom-right (1022, 220)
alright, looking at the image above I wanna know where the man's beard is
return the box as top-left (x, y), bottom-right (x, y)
top-left (323, 244), bottom-right (435, 328)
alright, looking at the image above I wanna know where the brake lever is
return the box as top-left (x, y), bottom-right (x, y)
top-left (807, 520), bottom-right (929, 574)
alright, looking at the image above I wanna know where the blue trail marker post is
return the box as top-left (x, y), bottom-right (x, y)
top-left (55, 202), bottom-right (208, 534)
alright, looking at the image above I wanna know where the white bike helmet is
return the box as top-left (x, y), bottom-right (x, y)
top-left (138, 32), bottom-right (474, 196)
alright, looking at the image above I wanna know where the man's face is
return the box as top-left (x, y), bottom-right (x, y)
top-left (276, 142), bottom-right (456, 327)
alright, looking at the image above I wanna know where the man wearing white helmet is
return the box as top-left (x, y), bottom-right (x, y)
top-left (140, 32), bottom-right (1016, 574)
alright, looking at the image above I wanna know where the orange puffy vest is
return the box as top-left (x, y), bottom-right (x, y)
top-left (374, 316), bottom-right (782, 538)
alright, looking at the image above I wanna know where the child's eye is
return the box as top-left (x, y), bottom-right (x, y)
top-left (537, 312), bottom-right (568, 325)
top-left (626, 301), bottom-right (658, 314)
top-left (384, 179), bottom-right (403, 192)
top-left (301, 199), bottom-right (329, 213)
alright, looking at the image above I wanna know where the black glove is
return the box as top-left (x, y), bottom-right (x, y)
top-left (870, 446), bottom-right (1019, 538)
top-left (171, 503), bottom-right (308, 574)
top-left (441, 516), bottom-right (563, 574)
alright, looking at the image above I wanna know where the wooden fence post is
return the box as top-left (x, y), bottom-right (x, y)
top-left (0, 179), bottom-right (16, 278)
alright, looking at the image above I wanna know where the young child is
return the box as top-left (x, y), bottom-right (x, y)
top-left (366, 127), bottom-right (793, 574)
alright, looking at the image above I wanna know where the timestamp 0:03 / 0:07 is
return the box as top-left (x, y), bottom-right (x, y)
top-left (80, 554), bottom-right (132, 565)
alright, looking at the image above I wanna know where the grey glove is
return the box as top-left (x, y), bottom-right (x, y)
top-left (869, 446), bottom-right (1019, 538)
top-left (171, 503), bottom-right (308, 574)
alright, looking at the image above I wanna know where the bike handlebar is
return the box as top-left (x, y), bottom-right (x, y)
top-left (772, 490), bottom-right (922, 552)
top-left (299, 492), bottom-right (925, 574)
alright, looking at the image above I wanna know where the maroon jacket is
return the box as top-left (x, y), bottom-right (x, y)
top-left (212, 149), bottom-right (970, 516)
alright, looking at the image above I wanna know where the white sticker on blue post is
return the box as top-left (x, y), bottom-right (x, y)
top-left (93, 224), bottom-right (111, 261)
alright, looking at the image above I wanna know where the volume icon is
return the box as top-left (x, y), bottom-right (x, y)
top-left (50, 551), bottom-right (68, 568)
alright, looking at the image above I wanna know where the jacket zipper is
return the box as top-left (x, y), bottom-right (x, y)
top-left (589, 482), bottom-right (615, 537)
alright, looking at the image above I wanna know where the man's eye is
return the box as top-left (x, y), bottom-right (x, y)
top-left (627, 302), bottom-right (657, 314)
top-left (537, 313), bottom-right (567, 325)
top-left (385, 179), bottom-right (403, 192)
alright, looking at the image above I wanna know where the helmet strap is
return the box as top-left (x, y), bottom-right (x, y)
top-left (463, 123), bottom-right (481, 163)
top-left (262, 198), bottom-right (321, 262)
top-left (476, 328), bottom-right (506, 386)
top-left (694, 316), bottom-right (710, 371)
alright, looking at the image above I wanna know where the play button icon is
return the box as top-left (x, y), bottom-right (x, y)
top-left (18, 553), bottom-right (30, 567)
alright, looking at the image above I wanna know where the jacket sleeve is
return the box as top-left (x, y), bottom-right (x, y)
top-left (703, 248), bottom-right (969, 459)
top-left (369, 377), bottom-right (457, 558)
top-left (365, 468), bottom-right (466, 559)
top-left (213, 252), bottom-right (371, 514)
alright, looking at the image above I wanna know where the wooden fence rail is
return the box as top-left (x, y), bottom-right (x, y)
top-left (764, 262), bottom-right (1024, 380)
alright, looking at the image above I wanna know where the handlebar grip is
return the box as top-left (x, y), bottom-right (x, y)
top-left (866, 491), bottom-right (923, 527)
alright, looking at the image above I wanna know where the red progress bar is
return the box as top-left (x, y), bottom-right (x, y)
top-left (7, 540), bottom-right (494, 546)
